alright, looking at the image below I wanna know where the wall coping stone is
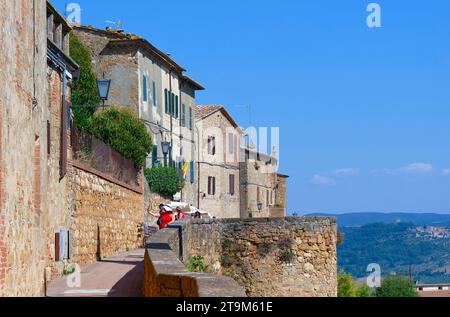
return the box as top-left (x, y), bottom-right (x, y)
top-left (192, 216), bottom-right (336, 226)
top-left (145, 220), bottom-right (247, 297)
top-left (70, 159), bottom-right (144, 194)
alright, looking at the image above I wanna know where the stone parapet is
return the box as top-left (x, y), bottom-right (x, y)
top-left (143, 220), bottom-right (247, 297)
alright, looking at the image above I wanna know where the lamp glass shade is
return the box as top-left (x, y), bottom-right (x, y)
top-left (161, 141), bottom-right (171, 155)
top-left (257, 202), bottom-right (263, 211)
top-left (97, 79), bottom-right (111, 101)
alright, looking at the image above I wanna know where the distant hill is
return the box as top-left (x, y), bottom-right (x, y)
top-left (338, 222), bottom-right (450, 284)
top-left (306, 212), bottom-right (450, 228)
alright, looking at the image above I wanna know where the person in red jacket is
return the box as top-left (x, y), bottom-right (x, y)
top-left (148, 205), bottom-right (175, 230)
top-left (159, 207), bottom-right (175, 229)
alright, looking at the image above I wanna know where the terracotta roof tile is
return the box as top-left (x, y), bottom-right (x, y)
top-left (193, 105), bottom-right (223, 120)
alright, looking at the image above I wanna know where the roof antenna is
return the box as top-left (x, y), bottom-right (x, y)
top-left (106, 19), bottom-right (122, 30)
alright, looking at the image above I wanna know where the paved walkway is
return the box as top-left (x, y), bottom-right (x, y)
top-left (46, 249), bottom-right (145, 297)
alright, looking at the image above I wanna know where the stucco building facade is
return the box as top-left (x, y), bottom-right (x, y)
top-left (72, 26), bottom-right (203, 205)
top-left (239, 148), bottom-right (289, 218)
top-left (194, 106), bottom-right (241, 218)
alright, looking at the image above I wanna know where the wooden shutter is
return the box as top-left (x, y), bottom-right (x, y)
top-left (229, 174), bottom-right (235, 196)
top-left (164, 89), bottom-right (168, 113)
top-left (213, 177), bottom-right (216, 195)
top-left (60, 100), bottom-right (68, 179)
top-left (208, 177), bottom-right (212, 195)
top-left (189, 107), bottom-right (193, 130)
top-left (55, 232), bottom-right (60, 262)
top-left (152, 81), bottom-right (156, 106)
top-left (175, 95), bottom-right (179, 118)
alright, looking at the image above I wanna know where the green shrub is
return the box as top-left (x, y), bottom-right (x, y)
top-left (69, 33), bottom-right (101, 130)
top-left (338, 270), bottom-right (358, 297)
top-left (187, 256), bottom-right (208, 272)
top-left (145, 166), bottom-right (184, 197)
top-left (376, 275), bottom-right (418, 297)
top-left (90, 107), bottom-right (152, 168)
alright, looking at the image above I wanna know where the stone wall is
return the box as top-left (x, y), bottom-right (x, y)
top-left (0, 0), bottom-right (48, 296)
top-left (70, 161), bottom-right (145, 266)
top-left (143, 221), bottom-right (247, 297)
top-left (189, 217), bottom-right (337, 297)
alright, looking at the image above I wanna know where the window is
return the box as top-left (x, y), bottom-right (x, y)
top-left (189, 107), bottom-right (193, 130)
top-left (151, 145), bottom-right (158, 167)
top-left (207, 136), bottom-right (216, 155)
top-left (175, 95), bottom-right (179, 118)
top-left (170, 92), bottom-right (175, 115)
top-left (229, 174), bottom-right (235, 196)
top-left (181, 104), bottom-right (186, 127)
top-left (142, 75), bottom-right (148, 102)
top-left (164, 89), bottom-right (168, 113)
top-left (208, 176), bottom-right (216, 195)
top-left (266, 189), bottom-right (270, 206)
top-left (228, 133), bottom-right (234, 155)
top-left (152, 81), bottom-right (157, 107)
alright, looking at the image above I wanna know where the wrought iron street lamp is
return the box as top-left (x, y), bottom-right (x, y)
top-left (257, 202), bottom-right (263, 213)
top-left (161, 141), bottom-right (171, 167)
top-left (97, 75), bottom-right (111, 108)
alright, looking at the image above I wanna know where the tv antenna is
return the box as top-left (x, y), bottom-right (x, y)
top-left (106, 20), bottom-right (122, 30)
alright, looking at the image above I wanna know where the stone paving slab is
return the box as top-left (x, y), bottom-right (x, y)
top-left (46, 249), bottom-right (145, 297)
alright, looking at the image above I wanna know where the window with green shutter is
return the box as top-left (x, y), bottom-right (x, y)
top-left (175, 95), bottom-right (179, 118)
top-left (170, 92), bottom-right (174, 115)
top-left (189, 107), bottom-right (193, 130)
top-left (164, 89), bottom-right (168, 113)
top-left (142, 75), bottom-right (148, 102)
top-left (151, 145), bottom-right (158, 167)
top-left (152, 81), bottom-right (156, 107)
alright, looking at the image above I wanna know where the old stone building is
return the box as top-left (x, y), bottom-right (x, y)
top-left (72, 26), bottom-right (204, 205)
top-left (0, 0), bottom-right (78, 296)
top-left (239, 148), bottom-right (289, 218)
top-left (194, 106), bottom-right (241, 218)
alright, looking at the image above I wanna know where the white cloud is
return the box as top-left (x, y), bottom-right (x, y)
top-left (311, 175), bottom-right (336, 185)
top-left (371, 163), bottom-right (433, 175)
top-left (443, 169), bottom-right (450, 176)
top-left (399, 163), bottom-right (433, 174)
top-left (334, 168), bottom-right (360, 176)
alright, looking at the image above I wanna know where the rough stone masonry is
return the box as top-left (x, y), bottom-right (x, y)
top-left (189, 217), bottom-right (337, 297)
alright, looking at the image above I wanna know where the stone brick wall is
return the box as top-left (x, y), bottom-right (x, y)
top-left (70, 162), bottom-right (145, 266)
top-left (0, 0), bottom-right (48, 296)
top-left (143, 221), bottom-right (247, 297)
top-left (189, 217), bottom-right (337, 297)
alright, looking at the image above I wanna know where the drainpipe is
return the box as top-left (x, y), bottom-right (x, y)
top-left (179, 80), bottom-right (183, 202)
top-left (169, 69), bottom-right (173, 168)
top-left (196, 124), bottom-right (201, 210)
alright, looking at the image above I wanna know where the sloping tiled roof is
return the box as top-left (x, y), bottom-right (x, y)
top-left (194, 105), bottom-right (239, 128)
top-left (74, 25), bottom-right (185, 73)
top-left (194, 105), bottom-right (222, 120)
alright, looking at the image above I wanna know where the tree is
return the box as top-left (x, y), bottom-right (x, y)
top-left (356, 283), bottom-right (373, 297)
top-left (69, 33), bottom-right (101, 130)
top-left (338, 270), bottom-right (357, 297)
top-left (376, 275), bottom-right (418, 297)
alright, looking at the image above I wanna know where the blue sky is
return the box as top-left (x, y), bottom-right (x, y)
top-left (53, 0), bottom-right (450, 214)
